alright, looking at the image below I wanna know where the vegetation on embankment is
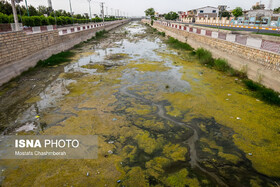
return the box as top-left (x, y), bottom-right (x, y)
top-left (166, 37), bottom-right (193, 51)
top-left (73, 30), bottom-right (108, 48)
top-left (38, 30), bottom-right (108, 67)
top-left (163, 35), bottom-right (280, 106)
top-left (36, 51), bottom-right (75, 67)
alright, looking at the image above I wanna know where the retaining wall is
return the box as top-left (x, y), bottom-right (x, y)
top-left (143, 19), bottom-right (280, 92)
top-left (0, 20), bottom-right (129, 86)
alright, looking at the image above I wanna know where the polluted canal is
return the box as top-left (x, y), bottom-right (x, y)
top-left (0, 21), bottom-right (280, 186)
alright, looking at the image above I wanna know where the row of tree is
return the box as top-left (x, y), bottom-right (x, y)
top-left (0, 0), bottom-right (121, 26)
top-left (0, 13), bottom-right (118, 26)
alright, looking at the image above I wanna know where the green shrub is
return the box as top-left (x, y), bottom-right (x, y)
top-left (47, 16), bottom-right (55, 25)
top-left (66, 17), bottom-right (72, 24)
top-left (8, 15), bottom-right (14, 23)
top-left (0, 13), bottom-right (9, 23)
top-left (95, 30), bottom-right (107, 39)
top-left (22, 16), bottom-right (34, 26)
top-left (243, 79), bottom-right (280, 106)
top-left (166, 37), bottom-right (193, 51)
top-left (32, 16), bottom-right (42, 26)
top-left (36, 51), bottom-right (75, 67)
top-left (40, 15), bottom-right (48, 26)
top-left (56, 17), bottom-right (63, 25)
top-left (214, 58), bottom-right (231, 72)
top-left (196, 48), bottom-right (214, 66)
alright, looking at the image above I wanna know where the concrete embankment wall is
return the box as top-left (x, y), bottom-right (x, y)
top-left (0, 20), bottom-right (129, 86)
top-left (142, 20), bottom-right (280, 92)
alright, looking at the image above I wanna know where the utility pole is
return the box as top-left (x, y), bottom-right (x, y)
top-left (100, 2), bottom-right (105, 23)
top-left (88, 0), bottom-right (92, 19)
top-left (24, 0), bottom-right (29, 16)
top-left (11, 0), bottom-right (19, 31)
top-left (68, 0), bottom-right (74, 24)
top-left (106, 6), bottom-right (108, 18)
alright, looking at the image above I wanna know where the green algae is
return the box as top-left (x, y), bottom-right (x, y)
top-left (81, 64), bottom-right (107, 73)
top-left (164, 169), bottom-right (200, 187)
top-left (105, 53), bottom-right (131, 61)
top-left (128, 60), bottom-right (170, 72)
top-left (158, 52), bottom-right (280, 177)
top-left (163, 143), bottom-right (188, 162)
top-left (24, 96), bottom-right (41, 104)
top-left (135, 131), bottom-right (164, 154)
top-left (59, 72), bottom-right (86, 79)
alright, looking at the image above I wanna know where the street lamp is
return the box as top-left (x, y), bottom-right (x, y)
top-left (11, 0), bottom-right (20, 31)
top-left (68, 0), bottom-right (74, 24)
top-left (88, 0), bottom-right (92, 19)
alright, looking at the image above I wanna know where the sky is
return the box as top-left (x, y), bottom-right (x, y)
top-left (18, 0), bottom-right (280, 17)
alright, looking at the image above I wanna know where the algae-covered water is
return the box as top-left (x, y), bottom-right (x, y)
top-left (0, 21), bottom-right (279, 187)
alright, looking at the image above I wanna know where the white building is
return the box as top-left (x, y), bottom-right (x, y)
top-left (195, 6), bottom-right (219, 18)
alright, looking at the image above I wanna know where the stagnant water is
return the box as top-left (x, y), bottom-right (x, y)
top-left (0, 21), bottom-right (279, 186)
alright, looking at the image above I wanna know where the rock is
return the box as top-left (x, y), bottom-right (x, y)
top-left (236, 117), bottom-right (241, 120)
top-left (228, 94), bottom-right (232, 96)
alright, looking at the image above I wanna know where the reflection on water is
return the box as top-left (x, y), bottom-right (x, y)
top-left (0, 21), bottom-right (279, 186)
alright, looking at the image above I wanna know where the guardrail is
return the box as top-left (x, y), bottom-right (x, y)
top-left (21, 20), bottom-right (125, 35)
top-left (156, 21), bottom-right (280, 54)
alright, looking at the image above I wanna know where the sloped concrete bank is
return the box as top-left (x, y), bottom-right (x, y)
top-left (142, 19), bottom-right (280, 93)
top-left (0, 20), bottom-right (130, 86)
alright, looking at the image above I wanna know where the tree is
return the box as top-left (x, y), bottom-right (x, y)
top-left (219, 11), bottom-right (231, 18)
top-left (252, 5), bottom-right (261, 10)
top-left (0, 0), bottom-right (13, 15)
top-left (144, 8), bottom-right (155, 18)
top-left (164, 11), bottom-right (178, 20)
top-left (274, 7), bottom-right (280, 13)
top-left (38, 5), bottom-right (48, 15)
top-left (28, 5), bottom-right (38, 16)
top-left (232, 7), bottom-right (243, 18)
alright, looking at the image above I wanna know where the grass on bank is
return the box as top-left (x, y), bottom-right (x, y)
top-left (74, 29), bottom-right (108, 48)
top-left (36, 51), bottom-right (75, 67)
top-left (243, 79), bottom-right (280, 106)
top-left (166, 37), bottom-right (194, 51)
top-left (252, 32), bottom-right (280, 37)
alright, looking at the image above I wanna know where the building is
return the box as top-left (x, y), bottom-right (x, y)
top-left (248, 9), bottom-right (273, 17)
top-left (194, 6), bottom-right (219, 18)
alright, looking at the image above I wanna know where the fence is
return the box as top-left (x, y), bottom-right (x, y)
top-left (159, 21), bottom-right (280, 54)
